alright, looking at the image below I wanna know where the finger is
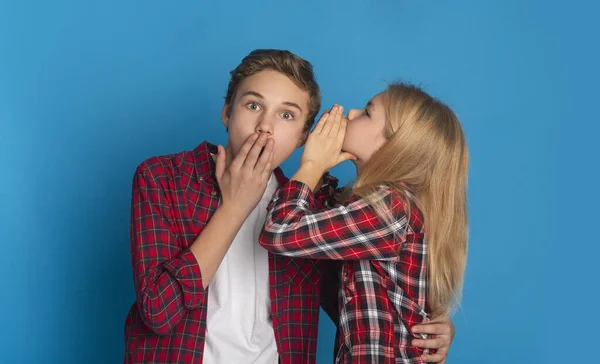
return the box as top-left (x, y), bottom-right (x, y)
top-left (255, 137), bottom-right (274, 172)
top-left (329, 105), bottom-right (344, 135)
top-left (412, 337), bottom-right (448, 350)
top-left (313, 110), bottom-right (330, 133)
top-left (336, 115), bottom-right (348, 146)
top-left (232, 133), bottom-right (259, 170)
top-left (421, 348), bottom-right (449, 363)
top-left (215, 145), bottom-right (226, 183)
top-left (322, 105), bottom-right (338, 135)
top-left (261, 148), bottom-right (274, 181)
top-left (412, 322), bottom-right (452, 336)
top-left (336, 152), bottom-right (357, 165)
top-left (242, 133), bottom-right (268, 169)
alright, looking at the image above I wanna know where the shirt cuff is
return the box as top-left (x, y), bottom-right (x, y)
top-left (268, 180), bottom-right (315, 211)
top-left (315, 172), bottom-right (340, 208)
top-left (320, 172), bottom-right (339, 190)
top-left (163, 249), bottom-right (204, 310)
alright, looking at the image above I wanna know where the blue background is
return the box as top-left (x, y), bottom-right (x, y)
top-left (1, 1), bottom-right (597, 363)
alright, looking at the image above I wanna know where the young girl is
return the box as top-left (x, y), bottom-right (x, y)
top-left (259, 82), bottom-right (468, 363)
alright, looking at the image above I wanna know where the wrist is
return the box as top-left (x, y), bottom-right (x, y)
top-left (217, 201), bottom-right (250, 223)
top-left (291, 163), bottom-right (325, 192)
top-left (298, 161), bottom-right (326, 177)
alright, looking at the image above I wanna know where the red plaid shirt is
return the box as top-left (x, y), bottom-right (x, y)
top-left (125, 142), bottom-right (330, 363)
top-left (260, 181), bottom-right (431, 364)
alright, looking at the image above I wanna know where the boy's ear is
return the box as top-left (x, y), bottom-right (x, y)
top-left (221, 104), bottom-right (230, 128)
top-left (296, 129), bottom-right (309, 147)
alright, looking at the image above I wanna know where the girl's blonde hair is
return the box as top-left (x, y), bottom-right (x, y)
top-left (353, 82), bottom-right (469, 316)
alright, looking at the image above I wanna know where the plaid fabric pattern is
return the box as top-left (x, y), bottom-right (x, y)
top-left (125, 141), bottom-right (326, 363)
top-left (260, 181), bottom-right (431, 363)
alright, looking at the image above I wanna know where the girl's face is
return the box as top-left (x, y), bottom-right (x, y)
top-left (343, 92), bottom-right (389, 170)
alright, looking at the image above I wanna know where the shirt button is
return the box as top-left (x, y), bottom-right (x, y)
top-left (211, 191), bottom-right (217, 196)
top-left (198, 176), bottom-right (203, 181)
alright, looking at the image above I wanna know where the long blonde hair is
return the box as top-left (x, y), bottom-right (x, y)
top-left (352, 82), bottom-right (469, 317)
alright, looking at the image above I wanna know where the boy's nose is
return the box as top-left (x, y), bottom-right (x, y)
top-left (256, 118), bottom-right (274, 135)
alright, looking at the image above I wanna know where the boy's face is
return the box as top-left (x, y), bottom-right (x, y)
top-left (222, 70), bottom-right (310, 169)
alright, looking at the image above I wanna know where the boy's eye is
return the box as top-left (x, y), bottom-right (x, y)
top-left (247, 102), bottom-right (261, 111)
top-left (281, 112), bottom-right (294, 120)
top-left (364, 108), bottom-right (370, 117)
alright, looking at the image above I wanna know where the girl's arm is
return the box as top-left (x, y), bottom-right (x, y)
top-left (258, 180), bottom-right (408, 260)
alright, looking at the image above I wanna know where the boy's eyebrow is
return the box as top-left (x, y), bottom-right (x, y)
top-left (241, 91), bottom-right (304, 115)
top-left (282, 101), bottom-right (303, 115)
top-left (241, 91), bottom-right (264, 99)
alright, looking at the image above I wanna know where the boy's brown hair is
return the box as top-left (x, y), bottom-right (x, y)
top-left (225, 49), bottom-right (321, 131)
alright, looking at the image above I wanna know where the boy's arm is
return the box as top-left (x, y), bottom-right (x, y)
top-left (131, 169), bottom-right (247, 335)
top-left (130, 168), bottom-right (203, 335)
top-left (188, 204), bottom-right (248, 287)
top-left (131, 133), bottom-right (273, 335)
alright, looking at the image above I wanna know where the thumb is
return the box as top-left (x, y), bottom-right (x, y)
top-left (336, 152), bottom-right (358, 165)
top-left (215, 145), bottom-right (226, 183)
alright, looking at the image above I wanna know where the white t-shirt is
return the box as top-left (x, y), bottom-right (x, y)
top-left (203, 174), bottom-right (279, 363)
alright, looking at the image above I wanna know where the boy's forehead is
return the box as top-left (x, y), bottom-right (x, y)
top-left (236, 70), bottom-right (310, 108)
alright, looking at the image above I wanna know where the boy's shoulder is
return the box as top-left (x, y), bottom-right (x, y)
top-left (134, 141), bottom-right (216, 184)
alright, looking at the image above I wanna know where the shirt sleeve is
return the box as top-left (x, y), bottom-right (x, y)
top-left (259, 180), bottom-right (407, 261)
top-left (129, 165), bottom-right (205, 334)
top-left (313, 172), bottom-right (341, 209)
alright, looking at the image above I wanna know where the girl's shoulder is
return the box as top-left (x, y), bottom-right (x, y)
top-left (374, 184), bottom-right (425, 233)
